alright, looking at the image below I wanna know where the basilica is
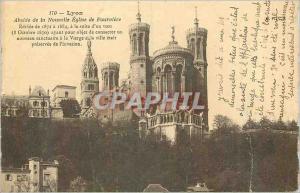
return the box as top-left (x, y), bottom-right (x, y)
top-left (1, 6), bottom-right (209, 142)
top-left (80, 6), bottom-right (209, 142)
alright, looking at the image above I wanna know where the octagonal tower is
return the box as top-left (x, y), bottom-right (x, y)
top-left (129, 2), bottom-right (151, 98)
top-left (186, 7), bottom-right (208, 130)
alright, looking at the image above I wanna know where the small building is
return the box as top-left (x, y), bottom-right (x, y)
top-left (52, 85), bottom-right (76, 107)
top-left (51, 85), bottom-right (77, 118)
top-left (1, 95), bottom-right (28, 117)
top-left (143, 184), bottom-right (169, 192)
top-left (187, 182), bottom-right (212, 192)
top-left (1, 85), bottom-right (51, 118)
top-left (0, 157), bottom-right (59, 192)
top-left (28, 86), bottom-right (51, 118)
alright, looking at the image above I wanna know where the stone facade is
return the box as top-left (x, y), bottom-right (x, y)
top-left (0, 157), bottom-right (58, 192)
top-left (80, 6), bottom-right (209, 142)
top-left (28, 86), bottom-right (51, 118)
top-left (1, 95), bottom-right (28, 117)
top-left (101, 62), bottom-right (120, 91)
top-left (1, 85), bottom-right (79, 119)
top-left (52, 85), bottom-right (76, 107)
top-left (128, 13), bottom-right (151, 98)
top-left (1, 86), bottom-right (51, 118)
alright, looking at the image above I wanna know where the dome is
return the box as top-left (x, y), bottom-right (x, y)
top-left (153, 41), bottom-right (193, 59)
top-left (31, 86), bottom-right (47, 96)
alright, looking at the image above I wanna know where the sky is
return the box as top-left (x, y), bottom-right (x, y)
top-left (1, 1), bottom-right (299, 127)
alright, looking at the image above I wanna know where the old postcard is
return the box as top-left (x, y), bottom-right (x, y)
top-left (0, 0), bottom-right (299, 192)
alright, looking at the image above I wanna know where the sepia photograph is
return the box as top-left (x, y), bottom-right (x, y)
top-left (0, 0), bottom-right (299, 192)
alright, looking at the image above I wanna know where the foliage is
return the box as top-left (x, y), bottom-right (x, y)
top-left (1, 116), bottom-right (298, 192)
top-left (242, 116), bottom-right (298, 131)
top-left (59, 99), bottom-right (81, 118)
top-left (69, 176), bottom-right (88, 192)
top-left (13, 175), bottom-right (32, 192)
top-left (213, 115), bottom-right (240, 134)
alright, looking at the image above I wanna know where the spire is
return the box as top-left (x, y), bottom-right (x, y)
top-left (136, 0), bottom-right (141, 22)
top-left (194, 6), bottom-right (199, 27)
top-left (87, 39), bottom-right (92, 55)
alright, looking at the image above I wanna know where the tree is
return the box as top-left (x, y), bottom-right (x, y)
top-left (287, 120), bottom-right (299, 131)
top-left (259, 117), bottom-right (272, 130)
top-left (69, 176), bottom-right (88, 192)
top-left (59, 99), bottom-right (81, 118)
top-left (43, 178), bottom-right (58, 192)
top-left (213, 115), bottom-right (240, 134)
top-left (13, 175), bottom-right (32, 192)
top-left (16, 106), bottom-right (29, 118)
top-left (271, 119), bottom-right (287, 130)
top-left (242, 118), bottom-right (259, 130)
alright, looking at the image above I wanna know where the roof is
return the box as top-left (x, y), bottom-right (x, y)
top-left (186, 27), bottom-right (208, 37)
top-left (28, 157), bottom-right (59, 166)
top-left (153, 41), bottom-right (193, 59)
top-left (143, 184), bottom-right (169, 192)
top-left (31, 86), bottom-right (47, 97)
top-left (129, 22), bottom-right (150, 33)
top-left (1, 168), bottom-right (30, 173)
top-left (101, 62), bottom-right (120, 71)
top-left (187, 182), bottom-right (211, 192)
top-left (1, 95), bottom-right (28, 99)
top-left (52, 85), bottom-right (76, 91)
top-left (1, 95), bottom-right (29, 105)
top-left (83, 40), bottom-right (97, 71)
top-left (83, 54), bottom-right (97, 69)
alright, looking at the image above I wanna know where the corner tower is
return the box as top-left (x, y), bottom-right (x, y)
top-left (80, 40), bottom-right (99, 110)
top-left (186, 7), bottom-right (208, 130)
top-left (129, 1), bottom-right (151, 98)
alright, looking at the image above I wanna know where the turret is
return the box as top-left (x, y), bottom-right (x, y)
top-left (101, 62), bottom-right (120, 91)
top-left (129, 1), bottom-right (151, 98)
top-left (186, 7), bottom-right (208, 130)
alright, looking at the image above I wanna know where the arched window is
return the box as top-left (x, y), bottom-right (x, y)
top-left (132, 34), bottom-right (137, 54)
top-left (33, 101), bottom-right (39, 107)
top-left (199, 37), bottom-right (204, 59)
top-left (175, 65), bottom-right (183, 93)
top-left (109, 72), bottom-right (114, 89)
top-left (156, 67), bottom-right (162, 93)
top-left (41, 101), bottom-right (47, 107)
top-left (88, 84), bottom-right (94, 90)
top-left (104, 72), bottom-right (108, 87)
top-left (164, 65), bottom-right (172, 94)
top-left (33, 110), bottom-right (38, 117)
top-left (197, 38), bottom-right (201, 58)
top-left (190, 38), bottom-right (195, 54)
top-left (157, 67), bottom-right (161, 74)
top-left (86, 98), bottom-right (91, 107)
top-left (65, 91), bottom-right (69, 98)
top-left (94, 68), bottom-right (98, 78)
top-left (139, 33), bottom-right (144, 55)
top-left (6, 174), bottom-right (12, 181)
